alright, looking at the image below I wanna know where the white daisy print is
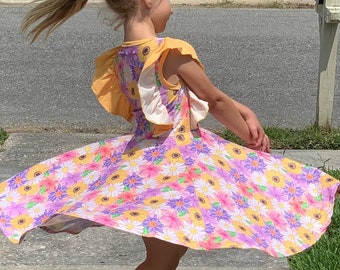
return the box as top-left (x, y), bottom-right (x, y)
top-left (220, 182), bottom-right (238, 195)
top-left (162, 163), bottom-right (186, 176)
top-left (160, 229), bottom-right (177, 242)
top-left (137, 179), bottom-right (158, 193)
top-left (230, 208), bottom-right (248, 223)
top-left (307, 183), bottom-right (322, 197)
top-left (182, 222), bottom-right (206, 242)
top-left (118, 220), bottom-right (143, 234)
top-left (56, 160), bottom-right (77, 179)
top-left (123, 157), bottom-right (147, 173)
top-left (300, 216), bottom-right (322, 232)
top-left (251, 171), bottom-right (268, 186)
top-left (162, 190), bottom-right (182, 200)
top-left (100, 183), bottom-right (124, 197)
top-left (272, 199), bottom-right (290, 214)
top-left (0, 190), bottom-right (20, 208)
top-left (28, 203), bottom-right (46, 216)
top-left (194, 178), bottom-right (215, 197)
top-left (83, 171), bottom-right (101, 184)
top-left (282, 228), bottom-right (302, 245)
top-left (248, 198), bottom-right (267, 214)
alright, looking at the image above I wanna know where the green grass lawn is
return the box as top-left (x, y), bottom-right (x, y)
top-left (221, 125), bottom-right (340, 150)
top-left (0, 128), bottom-right (8, 147)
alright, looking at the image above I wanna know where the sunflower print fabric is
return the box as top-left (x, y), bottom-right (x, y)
top-left (0, 38), bottom-right (339, 258)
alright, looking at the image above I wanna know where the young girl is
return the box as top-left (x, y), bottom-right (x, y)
top-left (1, 0), bottom-right (339, 269)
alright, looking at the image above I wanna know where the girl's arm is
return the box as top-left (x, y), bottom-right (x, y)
top-left (163, 49), bottom-right (253, 147)
top-left (231, 99), bottom-right (271, 152)
top-left (163, 49), bottom-right (270, 152)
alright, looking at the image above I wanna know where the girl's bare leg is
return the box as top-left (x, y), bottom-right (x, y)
top-left (135, 237), bottom-right (188, 270)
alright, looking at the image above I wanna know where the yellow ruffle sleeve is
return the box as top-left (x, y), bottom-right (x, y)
top-left (91, 47), bottom-right (133, 122)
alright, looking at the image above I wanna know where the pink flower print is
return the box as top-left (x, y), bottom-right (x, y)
top-left (83, 190), bottom-right (99, 201)
top-left (180, 99), bottom-right (190, 117)
top-left (85, 163), bottom-right (101, 171)
top-left (200, 237), bottom-right (221, 250)
top-left (140, 163), bottom-right (161, 178)
top-left (216, 228), bottom-right (233, 241)
top-left (265, 247), bottom-right (278, 258)
top-left (322, 186), bottom-right (337, 201)
top-left (238, 233), bottom-right (256, 246)
top-left (290, 197), bottom-right (307, 215)
top-left (267, 186), bottom-right (286, 200)
top-left (143, 215), bottom-right (164, 233)
top-left (197, 162), bottom-right (211, 174)
top-left (94, 215), bottom-right (117, 227)
top-left (5, 202), bottom-right (26, 216)
top-left (88, 178), bottom-right (105, 191)
top-left (237, 182), bottom-right (253, 198)
top-left (40, 177), bottom-right (57, 192)
top-left (305, 193), bottom-right (319, 207)
top-left (268, 211), bottom-right (287, 227)
top-left (103, 154), bottom-right (120, 167)
top-left (118, 191), bottom-right (138, 204)
top-left (167, 181), bottom-right (183, 191)
top-left (59, 173), bottom-right (82, 186)
top-left (94, 145), bottom-right (112, 159)
top-left (57, 151), bottom-right (78, 163)
top-left (179, 168), bottom-right (197, 183)
top-left (31, 193), bottom-right (45, 203)
top-left (216, 192), bottom-right (235, 209)
top-left (161, 210), bottom-right (182, 230)
top-left (199, 130), bottom-right (216, 146)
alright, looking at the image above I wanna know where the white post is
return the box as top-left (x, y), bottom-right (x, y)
top-left (316, 0), bottom-right (340, 128)
top-left (317, 17), bottom-right (338, 128)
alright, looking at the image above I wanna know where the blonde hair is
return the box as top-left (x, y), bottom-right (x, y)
top-left (22, 0), bottom-right (138, 42)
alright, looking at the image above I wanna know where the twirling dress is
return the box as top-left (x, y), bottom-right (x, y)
top-left (0, 37), bottom-right (339, 258)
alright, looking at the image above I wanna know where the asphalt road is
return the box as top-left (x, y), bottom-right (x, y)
top-left (1, 4), bottom-right (339, 134)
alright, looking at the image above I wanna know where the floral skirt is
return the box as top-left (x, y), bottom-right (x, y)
top-left (0, 128), bottom-right (339, 258)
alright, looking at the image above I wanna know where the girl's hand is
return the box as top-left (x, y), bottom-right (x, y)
top-left (247, 134), bottom-right (271, 153)
top-left (241, 110), bottom-right (271, 153)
